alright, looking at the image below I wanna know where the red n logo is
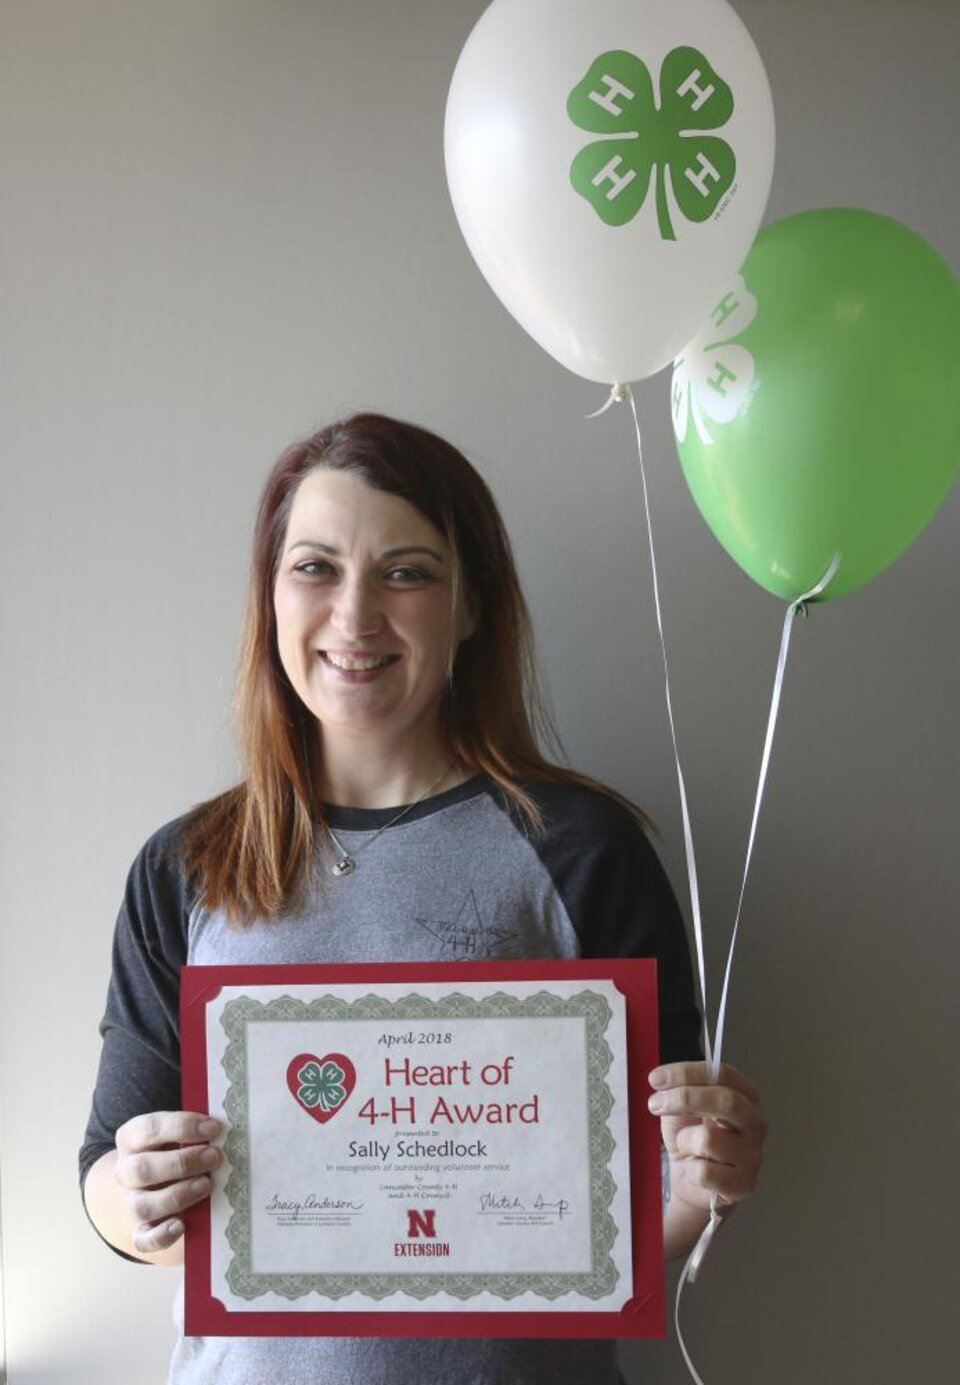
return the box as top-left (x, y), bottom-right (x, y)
top-left (406, 1208), bottom-right (437, 1239)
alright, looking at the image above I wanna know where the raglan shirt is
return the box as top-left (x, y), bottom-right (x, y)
top-left (81, 775), bottom-right (702, 1385)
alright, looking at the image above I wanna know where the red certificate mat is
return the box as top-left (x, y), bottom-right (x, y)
top-left (181, 959), bottom-right (663, 1337)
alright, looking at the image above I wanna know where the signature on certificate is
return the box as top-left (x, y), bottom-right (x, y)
top-left (477, 1191), bottom-right (570, 1219)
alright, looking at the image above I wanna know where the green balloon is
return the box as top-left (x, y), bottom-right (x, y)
top-left (670, 208), bottom-right (960, 601)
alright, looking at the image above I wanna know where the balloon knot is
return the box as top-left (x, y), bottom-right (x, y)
top-left (790, 553), bottom-right (843, 614)
top-left (585, 381), bottom-right (632, 419)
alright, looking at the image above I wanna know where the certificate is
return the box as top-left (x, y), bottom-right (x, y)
top-left (181, 960), bottom-right (663, 1337)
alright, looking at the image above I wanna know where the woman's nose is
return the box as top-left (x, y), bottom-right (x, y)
top-left (330, 576), bottom-right (384, 640)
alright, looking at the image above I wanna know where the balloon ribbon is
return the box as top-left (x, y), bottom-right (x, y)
top-left (589, 383), bottom-right (839, 1382)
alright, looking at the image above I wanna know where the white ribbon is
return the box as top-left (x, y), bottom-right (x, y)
top-left (674, 1202), bottom-right (725, 1385)
top-left (591, 384), bottom-right (840, 1381)
top-left (710, 549), bottom-right (841, 1078)
top-left (624, 388), bottom-right (713, 1071)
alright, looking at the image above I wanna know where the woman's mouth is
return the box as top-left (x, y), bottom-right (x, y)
top-left (320, 651), bottom-right (398, 674)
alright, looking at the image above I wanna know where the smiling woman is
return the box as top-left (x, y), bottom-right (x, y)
top-left (79, 412), bottom-right (767, 1385)
top-left (273, 469), bottom-right (476, 780)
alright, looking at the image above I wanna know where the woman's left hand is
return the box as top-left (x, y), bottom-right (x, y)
top-left (649, 1060), bottom-right (767, 1213)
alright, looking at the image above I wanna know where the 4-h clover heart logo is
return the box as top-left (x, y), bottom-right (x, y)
top-left (671, 274), bottom-right (757, 446)
top-left (568, 47), bottom-right (736, 240)
top-left (286, 1052), bottom-right (356, 1124)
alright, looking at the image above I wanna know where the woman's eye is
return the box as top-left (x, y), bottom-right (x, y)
top-left (294, 560), bottom-right (335, 577)
top-left (384, 566), bottom-right (432, 584)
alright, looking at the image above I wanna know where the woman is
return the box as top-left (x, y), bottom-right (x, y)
top-left (81, 413), bottom-right (766, 1384)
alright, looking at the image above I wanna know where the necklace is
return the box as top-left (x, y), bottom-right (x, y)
top-left (325, 763), bottom-right (453, 877)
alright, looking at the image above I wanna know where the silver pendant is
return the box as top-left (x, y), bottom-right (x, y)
top-left (331, 855), bottom-right (356, 878)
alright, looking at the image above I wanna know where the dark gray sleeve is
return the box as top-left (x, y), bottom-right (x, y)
top-left (523, 782), bottom-right (703, 1064)
top-left (79, 819), bottom-right (191, 1192)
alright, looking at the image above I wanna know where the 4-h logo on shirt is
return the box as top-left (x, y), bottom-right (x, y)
top-left (671, 275), bottom-right (758, 446)
top-left (567, 47), bottom-right (736, 239)
top-left (415, 890), bottom-right (520, 959)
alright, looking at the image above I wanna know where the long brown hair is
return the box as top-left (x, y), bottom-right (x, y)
top-left (182, 413), bottom-right (647, 923)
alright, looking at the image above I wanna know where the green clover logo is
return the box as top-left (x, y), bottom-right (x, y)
top-left (672, 274), bottom-right (757, 446)
top-left (297, 1059), bottom-right (347, 1113)
top-left (568, 47), bottom-right (735, 240)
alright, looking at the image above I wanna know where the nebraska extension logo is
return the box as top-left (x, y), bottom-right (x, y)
top-left (394, 1207), bottom-right (451, 1258)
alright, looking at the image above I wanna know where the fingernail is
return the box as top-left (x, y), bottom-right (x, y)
top-left (198, 1118), bottom-right (220, 1138)
top-left (649, 1068), bottom-right (669, 1088)
top-left (200, 1146), bottom-right (220, 1168)
top-left (190, 1177), bottom-right (210, 1194)
top-left (648, 1093), bottom-right (666, 1112)
top-left (166, 1219), bottom-right (183, 1236)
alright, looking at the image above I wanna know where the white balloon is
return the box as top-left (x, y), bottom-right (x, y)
top-left (445, 0), bottom-right (775, 383)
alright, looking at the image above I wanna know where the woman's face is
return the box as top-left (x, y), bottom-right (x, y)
top-left (273, 468), bottom-right (474, 751)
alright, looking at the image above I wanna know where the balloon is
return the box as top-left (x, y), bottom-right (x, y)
top-left (445, 0), bottom-right (775, 384)
top-left (670, 208), bottom-right (960, 602)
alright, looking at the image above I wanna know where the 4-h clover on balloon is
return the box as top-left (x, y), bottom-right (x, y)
top-left (671, 274), bottom-right (757, 447)
top-left (445, 0), bottom-right (775, 383)
top-left (568, 48), bottom-right (736, 240)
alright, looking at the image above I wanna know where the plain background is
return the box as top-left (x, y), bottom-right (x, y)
top-left (1, 1), bottom-right (957, 1381)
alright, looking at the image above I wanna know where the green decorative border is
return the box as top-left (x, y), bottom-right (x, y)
top-left (220, 989), bottom-right (619, 1303)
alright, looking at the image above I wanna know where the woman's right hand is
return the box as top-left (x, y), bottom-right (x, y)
top-left (113, 1110), bottom-right (223, 1256)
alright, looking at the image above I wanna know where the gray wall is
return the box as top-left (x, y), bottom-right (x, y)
top-left (1, 2), bottom-right (957, 1381)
